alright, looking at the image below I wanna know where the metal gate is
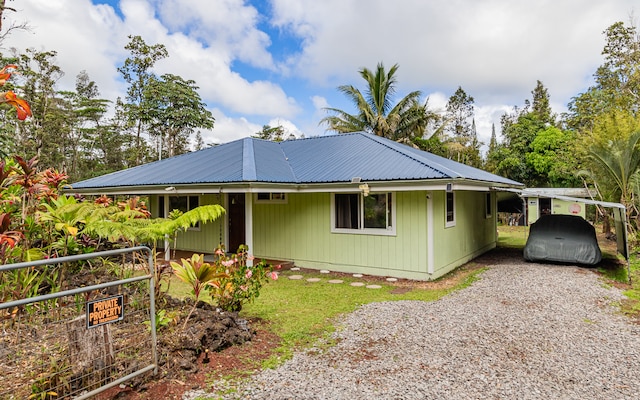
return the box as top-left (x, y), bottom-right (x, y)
top-left (0, 246), bottom-right (157, 399)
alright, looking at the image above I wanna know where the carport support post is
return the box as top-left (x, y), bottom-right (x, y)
top-left (245, 192), bottom-right (253, 267)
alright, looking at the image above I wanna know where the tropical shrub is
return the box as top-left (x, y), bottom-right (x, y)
top-left (171, 253), bottom-right (226, 328)
top-left (206, 245), bottom-right (279, 312)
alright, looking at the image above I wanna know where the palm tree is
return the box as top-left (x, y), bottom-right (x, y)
top-left (321, 62), bottom-right (434, 141)
top-left (588, 129), bottom-right (640, 226)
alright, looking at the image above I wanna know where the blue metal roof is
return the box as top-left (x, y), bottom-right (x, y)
top-left (70, 132), bottom-right (522, 189)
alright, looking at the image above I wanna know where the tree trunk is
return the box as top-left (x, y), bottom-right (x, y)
top-left (66, 315), bottom-right (114, 386)
top-left (602, 212), bottom-right (611, 234)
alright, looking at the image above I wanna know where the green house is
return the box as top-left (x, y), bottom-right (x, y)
top-left (522, 188), bottom-right (595, 225)
top-left (70, 132), bottom-right (523, 280)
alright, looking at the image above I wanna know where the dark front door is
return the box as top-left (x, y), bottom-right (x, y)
top-left (228, 193), bottom-right (245, 253)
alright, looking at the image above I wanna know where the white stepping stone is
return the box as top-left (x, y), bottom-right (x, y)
top-left (386, 277), bottom-right (398, 282)
top-left (288, 275), bottom-right (304, 280)
top-left (350, 282), bottom-right (365, 287)
top-left (291, 267), bottom-right (300, 271)
top-left (320, 270), bottom-right (331, 274)
top-left (306, 278), bottom-right (321, 282)
top-left (366, 284), bottom-right (382, 289)
top-left (352, 274), bottom-right (363, 278)
top-left (327, 279), bottom-right (343, 284)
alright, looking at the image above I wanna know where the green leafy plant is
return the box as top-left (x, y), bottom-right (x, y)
top-left (28, 355), bottom-right (69, 400)
top-left (207, 245), bottom-right (279, 312)
top-left (144, 309), bottom-right (176, 332)
top-left (171, 253), bottom-right (227, 329)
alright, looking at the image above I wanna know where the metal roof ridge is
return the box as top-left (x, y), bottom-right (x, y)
top-left (242, 138), bottom-right (257, 181)
top-left (358, 132), bottom-right (462, 178)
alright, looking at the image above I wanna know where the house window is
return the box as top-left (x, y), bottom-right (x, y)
top-left (485, 192), bottom-right (492, 218)
top-left (255, 192), bottom-right (287, 203)
top-left (445, 191), bottom-right (456, 227)
top-left (333, 192), bottom-right (394, 235)
top-left (161, 195), bottom-right (200, 229)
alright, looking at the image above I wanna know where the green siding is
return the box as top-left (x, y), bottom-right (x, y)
top-left (253, 192), bottom-right (430, 280)
top-left (431, 191), bottom-right (496, 278)
top-left (527, 197), bottom-right (539, 225)
top-left (154, 190), bottom-right (498, 281)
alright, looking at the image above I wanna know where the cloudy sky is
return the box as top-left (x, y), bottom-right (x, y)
top-left (1, 0), bottom-right (637, 149)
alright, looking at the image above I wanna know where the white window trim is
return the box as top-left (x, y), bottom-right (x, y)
top-left (254, 192), bottom-right (288, 204)
top-left (330, 192), bottom-right (396, 236)
top-left (485, 192), bottom-right (492, 219)
top-left (445, 191), bottom-right (456, 228)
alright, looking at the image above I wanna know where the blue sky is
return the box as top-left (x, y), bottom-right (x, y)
top-left (2, 0), bottom-right (638, 150)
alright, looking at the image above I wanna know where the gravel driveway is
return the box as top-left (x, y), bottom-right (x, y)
top-left (214, 256), bottom-right (640, 400)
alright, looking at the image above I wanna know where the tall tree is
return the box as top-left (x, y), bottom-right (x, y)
top-left (445, 86), bottom-right (475, 138)
top-left (596, 21), bottom-right (640, 110)
top-left (488, 123), bottom-right (497, 153)
top-left (442, 87), bottom-right (481, 166)
top-left (587, 117), bottom-right (640, 222)
top-left (193, 131), bottom-right (205, 150)
top-left (526, 126), bottom-right (580, 187)
top-left (493, 81), bottom-right (565, 186)
top-left (566, 21), bottom-right (640, 131)
top-left (65, 71), bottom-right (112, 180)
top-left (484, 123), bottom-right (500, 173)
top-left (118, 35), bottom-right (168, 165)
top-left (321, 62), bottom-right (434, 141)
top-left (13, 49), bottom-right (64, 163)
top-left (253, 125), bottom-right (289, 142)
top-left (530, 80), bottom-right (554, 125)
top-left (142, 73), bottom-right (214, 158)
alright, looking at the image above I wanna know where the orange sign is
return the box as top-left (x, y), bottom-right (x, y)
top-left (86, 295), bottom-right (124, 328)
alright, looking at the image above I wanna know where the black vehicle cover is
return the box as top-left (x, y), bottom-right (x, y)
top-left (523, 214), bottom-right (602, 266)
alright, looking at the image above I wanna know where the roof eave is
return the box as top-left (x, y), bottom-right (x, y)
top-left (65, 177), bottom-right (522, 196)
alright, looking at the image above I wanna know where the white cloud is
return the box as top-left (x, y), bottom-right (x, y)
top-left (271, 0), bottom-right (636, 110)
top-left (154, 0), bottom-right (275, 69)
top-left (311, 95), bottom-right (329, 110)
top-left (266, 118), bottom-right (305, 139)
top-left (2, 0), bottom-right (638, 153)
top-left (3, 0), bottom-right (129, 101)
top-left (3, 0), bottom-right (300, 120)
top-left (205, 108), bottom-right (261, 145)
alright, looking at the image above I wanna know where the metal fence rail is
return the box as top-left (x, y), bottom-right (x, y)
top-left (0, 246), bottom-right (157, 399)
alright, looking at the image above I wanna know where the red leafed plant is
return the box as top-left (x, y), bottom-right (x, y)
top-left (0, 64), bottom-right (31, 120)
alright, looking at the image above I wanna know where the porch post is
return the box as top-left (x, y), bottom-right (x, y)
top-left (427, 191), bottom-right (434, 275)
top-left (245, 192), bottom-right (254, 267)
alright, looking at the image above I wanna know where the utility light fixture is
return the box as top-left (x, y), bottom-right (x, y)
top-left (359, 183), bottom-right (370, 197)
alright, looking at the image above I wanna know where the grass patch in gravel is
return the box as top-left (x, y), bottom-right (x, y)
top-left (619, 255), bottom-right (640, 317)
top-left (496, 224), bottom-right (529, 248)
top-left (238, 265), bottom-right (483, 370)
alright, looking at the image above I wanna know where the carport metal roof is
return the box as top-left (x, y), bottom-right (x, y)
top-left (495, 187), bottom-right (629, 262)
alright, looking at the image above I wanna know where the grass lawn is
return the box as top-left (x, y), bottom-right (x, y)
top-left (497, 224), bottom-right (529, 248)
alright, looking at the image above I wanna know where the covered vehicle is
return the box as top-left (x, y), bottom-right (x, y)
top-left (523, 214), bottom-right (602, 266)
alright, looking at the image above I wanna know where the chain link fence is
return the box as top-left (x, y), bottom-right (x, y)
top-left (0, 246), bottom-right (157, 399)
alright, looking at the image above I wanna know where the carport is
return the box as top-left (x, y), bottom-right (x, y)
top-left (495, 188), bottom-right (630, 280)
